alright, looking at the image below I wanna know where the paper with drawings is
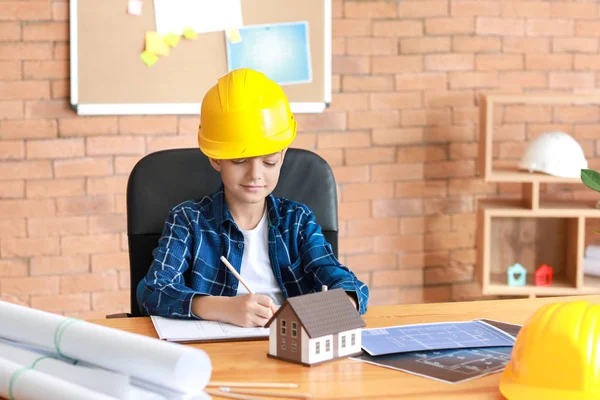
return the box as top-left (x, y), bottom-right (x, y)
top-left (153, 0), bottom-right (243, 35)
top-left (151, 316), bottom-right (269, 342)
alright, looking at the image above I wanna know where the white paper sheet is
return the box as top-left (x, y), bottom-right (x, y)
top-left (153, 0), bottom-right (243, 35)
top-left (0, 301), bottom-right (212, 395)
top-left (151, 316), bottom-right (268, 342)
top-left (0, 357), bottom-right (115, 400)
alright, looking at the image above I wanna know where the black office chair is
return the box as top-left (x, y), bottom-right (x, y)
top-left (124, 147), bottom-right (338, 317)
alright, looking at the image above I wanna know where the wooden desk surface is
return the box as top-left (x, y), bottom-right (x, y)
top-left (91, 295), bottom-right (600, 400)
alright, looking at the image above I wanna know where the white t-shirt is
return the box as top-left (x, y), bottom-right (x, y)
top-left (236, 209), bottom-right (285, 306)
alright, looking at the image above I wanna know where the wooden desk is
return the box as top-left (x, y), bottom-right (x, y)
top-left (92, 295), bottom-right (600, 399)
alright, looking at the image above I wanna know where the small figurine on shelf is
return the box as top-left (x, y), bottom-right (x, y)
top-left (534, 264), bottom-right (553, 286)
top-left (507, 263), bottom-right (527, 287)
top-left (265, 287), bottom-right (365, 366)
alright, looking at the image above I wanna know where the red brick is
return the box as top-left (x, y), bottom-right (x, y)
top-left (91, 252), bottom-right (129, 272)
top-left (425, 54), bottom-right (474, 71)
top-left (575, 55), bottom-right (600, 71)
top-left (449, 179), bottom-right (496, 195)
top-left (371, 55), bottom-right (422, 74)
top-left (501, 2), bottom-right (550, 17)
top-left (396, 145), bottom-right (448, 163)
top-left (504, 105), bottom-right (552, 122)
top-left (0, 294), bottom-right (29, 306)
top-left (554, 106), bottom-right (600, 123)
top-left (395, 73), bottom-right (446, 91)
top-left (0, 160), bottom-right (52, 180)
top-left (342, 183), bottom-right (394, 202)
top-left (347, 38), bottom-right (398, 55)
top-left (87, 176), bottom-right (128, 195)
top-left (0, 199), bottom-right (54, 218)
top-left (400, 216), bottom-right (451, 235)
top-left (453, 36), bottom-right (501, 53)
top-left (576, 21), bottom-right (600, 37)
top-left (23, 22), bottom-right (67, 41)
top-left (451, 214), bottom-right (476, 232)
top-left (345, 253), bottom-right (397, 272)
top-left (28, 216), bottom-right (87, 237)
top-left (549, 72), bottom-right (595, 89)
top-left (0, 180), bottom-right (24, 198)
top-left (333, 0), bottom-right (342, 18)
top-left (425, 160), bottom-right (475, 179)
top-left (0, 259), bottom-right (28, 277)
top-left (87, 136), bottom-right (145, 155)
top-left (0, 101), bottom-right (23, 119)
top-left (372, 128), bottom-right (424, 146)
top-left (373, 235), bottom-right (424, 253)
top-left (314, 149), bottom-right (343, 167)
top-left (370, 92), bottom-right (422, 110)
top-left (0, 43), bottom-right (52, 60)
top-left (372, 199), bottom-right (423, 217)
top-left (450, 248), bottom-right (476, 265)
top-left (426, 126), bottom-right (474, 142)
top-left (332, 38), bottom-right (345, 55)
top-left (425, 231), bottom-right (475, 250)
top-left (295, 112), bottom-right (346, 131)
top-left (575, 124), bottom-right (600, 140)
top-left (398, 1), bottom-right (448, 17)
top-left (115, 194), bottom-right (127, 214)
top-left (453, 107), bottom-right (478, 124)
top-left (556, 39), bottom-right (599, 54)
top-left (371, 286), bottom-right (452, 305)
top-left (348, 110), bottom-right (399, 129)
top-left (402, 109), bottom-right (451, 127)
top-left (424, 91), bottom-right (474, 108)
top-left (401, 37), bottom-right (451, 54)
top-left (0, 21), bottom-right (20, 40)
top-left (25, 100), bottom-right (75, 118)
top-left (348, 218), bottom-right (399, 237)
top-left (476, 18), bottom-right (524, 35)
top-left (551, 3), bottom-right (597, 19)
top-left (290, 134), bottom-right (316, 150)
top-left (0, 140), bottom-right (23, 160)
top-left (425, 265), bottom-right (474, 284)
top-left (61, 233), bottom-right (121, 255)
top-left (451, 1), bottom-right (499, 16)
top-left (23, 61), bottom-right (68, 79)
top-left (497, 141), bottom-right (527, 158)
top-left (119, 270), bottom-right (130, 289)
top-left (449, 143), bottom-right (478, 159)
top-left (476, 55), bottom-right (523, 71)
top-left (0, 3), bottom-right (51, 20)
top-left (344, 2), bottom-right (397, 19)
top-left (31, 293), bottom-right (91, 313)
top-left (425, 18), bottom-right (474, 35)
top-left (54, 157), bottom-right (113, 178)
top-left (499, 72), bottom-right (548, 89)
top-left (51, 79), bottom-right (69, 99)
top-left (59, 117), bottom-right (119, 136)
top-left (330, 93), bottom-right (369, 111)
top-left (333, 56), bottom-right (370, 74)
top-left (339, 237), bottom-right (373, 255)
top-left (61, 272), bottom-right (119, 293)
top-left (317, 132), bottom-right (370, 149)
top-left (528, 123), bottom-right (574, 139)
top-left (26, 138), bottom-right (84, 159)
top-left (396, 181), bottom-right (447, 198)
top-left (146, 135), bottom-right (197, 153)
top-left (372, 21), bottom-right (422, 37)
top-left (494, 124), bottom-right (526, 141)
top-left (371, 163), bottom-right (423, 181)
top-left (119, 116), bottom-right (177, 135)
top-left (0, 81), bottom-right (49, 100)
top-left (0, 218), bottom-right (25, 238)
top-left (177, 117), bottom-right (198, 135)
top-left (56, 195), bottom-right (113, 216)
top-left (30, 254), bottom-right (89, 276)
top-left (449, 71), bottom-right (498, 89)
top-left (338, 201), bottom-right (370, 220)
top-left (504, 37), bottom-right (550, 54)
top-left (52, 2), bottom-right (69, 20)
top-left (398, 251), bottom-right (449, 268)
top-left (527, 19), bottom-right (574, 37)
top-left (332, 19), bottom-right (371, 37)
top-left (1, 237), bottom-right (59, 257)
top-left (331, 166), bottom-right (370, 184)
top-left (1, 276), bottom-right (58, 295)
top-left (53, 42), bottom-right (69, 59)
top-left (26, 178), bottom-right (85, 198)
top-left (371, 268), bottom-right (424, 288)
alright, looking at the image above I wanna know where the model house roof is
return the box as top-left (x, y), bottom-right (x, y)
top-left (266, 288), bottom-right (366, 338)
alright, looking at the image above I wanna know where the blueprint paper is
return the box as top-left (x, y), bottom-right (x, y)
top-left (361, 320), bottom-right (516, 357)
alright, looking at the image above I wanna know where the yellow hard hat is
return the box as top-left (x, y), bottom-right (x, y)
top-left (499, 300), bottom-right (600, 400)
top-left (198, 68), bottom-right (297, 160)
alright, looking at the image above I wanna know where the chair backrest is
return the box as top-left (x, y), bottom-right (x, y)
top-left (126, 148), bottom-right (338, 316)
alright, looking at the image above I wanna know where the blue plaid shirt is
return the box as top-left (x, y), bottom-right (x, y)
top-left (136, 187), bottom-right (369, 318)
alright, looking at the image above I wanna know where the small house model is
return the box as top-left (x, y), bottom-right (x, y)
top-left (534, 264), bottom-right (553, 286)
top-left (507, 263), bottom-right (527, 287)
top-left (265, 287), bottom-right (366, 366)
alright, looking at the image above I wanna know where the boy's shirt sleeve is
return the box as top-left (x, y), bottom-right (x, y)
top-left (298, 206), bottom-right (369, 314)
top-left (136, 207), bottom-right (202, 319)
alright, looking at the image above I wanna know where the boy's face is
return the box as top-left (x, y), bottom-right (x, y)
top-left (209, 150), bottom-right (287, 205)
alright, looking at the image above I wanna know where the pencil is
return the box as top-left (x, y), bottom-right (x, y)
top-left (205, 388), bottom-right (264, 400)
top-left (220, 255), bottom-right (255, 294)
top-left (221, 387), bottom-right (312, 399)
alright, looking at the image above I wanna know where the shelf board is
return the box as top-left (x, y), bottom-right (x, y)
top-left (484, 168), bottom-right (584, 183)
top-left (485, 280), bottom-right (600, 296)
top-left (478, 198), bottom-right (600, 217)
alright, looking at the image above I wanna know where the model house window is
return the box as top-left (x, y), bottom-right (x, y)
top-left (316, 341), bottom-right (320, 355)
top-left (281, 338), bottom-right (286, 350)
top-left (291, 321), bottom-right (297, 338)
top-left (292, 342), bottom-right (297, 352)
top-left (341, 335), bottom-right (346, 348)
top-left (351, 333), bottom-right (356, 346)
top-left (281, 319), bottom-right (286, 335)
top-left (326, 339), bottom-right (330, 352)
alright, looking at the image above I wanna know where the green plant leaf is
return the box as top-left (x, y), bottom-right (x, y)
top-left (581, 169), bottom-right (600, 193)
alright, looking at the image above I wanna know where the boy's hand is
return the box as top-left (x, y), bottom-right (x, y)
top-left (222, 294), bottom-right (276, 327)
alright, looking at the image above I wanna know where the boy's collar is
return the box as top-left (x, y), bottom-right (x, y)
top-left (213, 184), bottom-right (280, 229)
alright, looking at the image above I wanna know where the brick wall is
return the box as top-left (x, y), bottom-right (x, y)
top-left (1, 0), bottom-right (600, 318)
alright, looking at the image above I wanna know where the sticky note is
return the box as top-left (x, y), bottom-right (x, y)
top-left (127, 0), bottom-right (143, 16)
top-left (145, 32), bottom-right (170, 56)
top-left (183, 27), bottom-right (197, 40)
top-left (140, 51), bottom-right (158, 67)
top-left (164, 33), bottom-right (181, 47)
top-left (226, 29), bottom-right (242, 44)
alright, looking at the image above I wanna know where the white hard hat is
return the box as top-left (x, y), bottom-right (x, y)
top-left (518, 131), bottom-right (588, 178)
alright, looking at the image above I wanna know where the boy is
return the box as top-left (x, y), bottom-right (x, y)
top-left (136, 68), bottom-right (369, 327)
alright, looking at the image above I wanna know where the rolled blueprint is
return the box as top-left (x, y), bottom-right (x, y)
top-left (0, 301), bottom-right (212, 395)
top-left (0, 357), bottom-right (115, 400)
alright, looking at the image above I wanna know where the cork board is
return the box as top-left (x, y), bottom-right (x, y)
top-left (70, 0), bottom-right (331, 115)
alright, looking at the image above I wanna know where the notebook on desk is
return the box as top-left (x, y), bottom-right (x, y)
top-left (150, 316), bottom-right (269, 343)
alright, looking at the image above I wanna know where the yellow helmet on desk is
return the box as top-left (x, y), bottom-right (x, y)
top-left (499, 300), bottom-right (600, 400)
top-left (197, 68), bottom-right (297, 160)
